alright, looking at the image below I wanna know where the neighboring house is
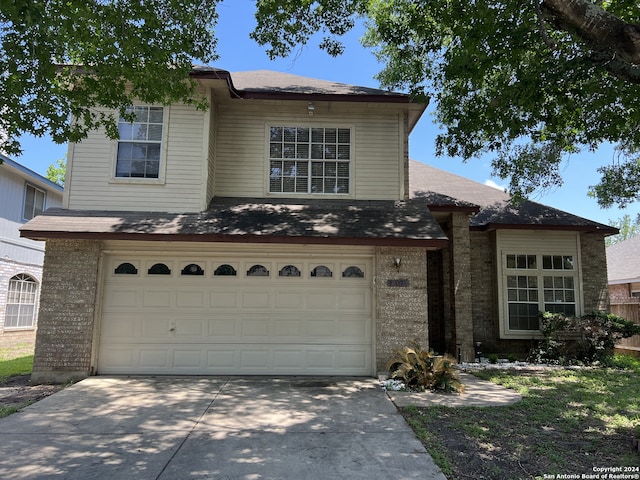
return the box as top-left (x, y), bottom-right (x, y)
top-left (606, 236), bottom-right (640, 354)
top-left (0, 154), bottom-right (63, 345)
top-left (20, 68), bottom-right (617, 383)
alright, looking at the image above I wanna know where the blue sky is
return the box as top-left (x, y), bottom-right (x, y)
top-left (14, 0), bottom-right (639, 226)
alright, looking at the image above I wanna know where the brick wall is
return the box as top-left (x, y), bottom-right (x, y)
top-left (469, 231), bottom-right (498, 347)
top-left (467, 231), bottom-right (612, 357)
top-left (448, 213), bottom-right (475, 361)
top-left (580, 233), bottom-right (610, 313)
top-left (609, 284), bottom-right (630, 299)
top-left (31, 239), bottom-right (101, 384)
top-left (0, 258), bottom-right (43, 340)
top-left (375, 246), bottom-right (428, 373)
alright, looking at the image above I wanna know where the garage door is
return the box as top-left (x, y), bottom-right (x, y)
top-left (98, 252), bottom-right (373, 375)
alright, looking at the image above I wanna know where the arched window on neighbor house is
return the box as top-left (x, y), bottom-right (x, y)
top-left (5, 274), bottom-right (38, 329)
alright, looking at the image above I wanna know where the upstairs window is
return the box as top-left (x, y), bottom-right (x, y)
top-left (116, 106), bottom-right (164, 179)
top-left (269, 126), bottom-right (351, 194)
top-left (23, 184), bottom-right (46, 221)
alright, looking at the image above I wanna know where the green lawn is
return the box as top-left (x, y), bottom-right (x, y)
top-left (401, 355), bottom-right (640, 480)
top-left (0, 344), bottom-right (35, 417)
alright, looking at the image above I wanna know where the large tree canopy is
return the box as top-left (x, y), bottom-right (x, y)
top-left (253, 0), bottom-right (640, 208)
top-left (0, 0), bottom-right (219, 156)
top-left (2, 0), bottom-right (640, 209)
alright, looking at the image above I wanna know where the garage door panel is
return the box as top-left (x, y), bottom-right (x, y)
top-left (273, 350), bottom-right (304, 368)
top-left (100, 348), bottom-right (135, 369)
top-left (206, 349), bottom-right (235, 368)
top-left (101, 315), bottom-right (138, 339)
top-left (306, 292), bottom-right (338, 310)
top-left (339, 290), bottom-right (370, 310)
top-left (139, 349), bottom-right (171, 369)
top-left (307, 319), bottom-right (336, 337)
top-left (207, 317), bottom-right (238, 337)
top-left (141, 317), bottom-right (173, 338)
top-left (273, 319), bottom-right (304, 336)
top-left (242, 291), bottom-right (271, 308)
top-left (176, 290), bottom-right (206, 308)
top-left (173, 350), bottom-right (203, 368)
top-left (106, 289), bottom-right (139, 309)
top-left (99, 253), bottom-right (373, 375)
top-left (337, 318), bottom-right (369, 338)
top-left (240, 318), bottom-right (270, 337)
top-left (143, 290), bottom-right (173, 308)
top-left (275, 291), bottom-right (305, 309)
top-left (210, 291), bottom-right (239, 308)
top-left (239, 349), bottom-right (270, 369)
top-left (175, 318), bottom-right (205, 337)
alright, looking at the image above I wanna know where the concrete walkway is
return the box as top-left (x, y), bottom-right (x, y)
top-left (385, 372), bottom-right (522, 408)
top-left (0, 376), bottom-right (448, 480)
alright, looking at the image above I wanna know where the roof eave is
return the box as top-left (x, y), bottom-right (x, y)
top-left (20, 229), bottom-right (449, 248)
top-left (470, 222), bottom-right (619, 235)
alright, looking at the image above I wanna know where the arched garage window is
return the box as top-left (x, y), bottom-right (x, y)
top-left (5, 274), bottom-right (38, 329)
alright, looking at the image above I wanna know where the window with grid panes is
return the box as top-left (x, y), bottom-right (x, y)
top-left (269, 126), bottom-right (350, 194)
top-left (116, 106), bottom-right (164, 178)
top-left (504, 254), bottom-right (577, 332)
top-left (5, 274), bottom-right (38, 328)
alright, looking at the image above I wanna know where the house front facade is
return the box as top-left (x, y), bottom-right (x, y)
top-left (21, 69), bottom-right (615, 383)
top-left (0, 155), bottom-right (63, 345)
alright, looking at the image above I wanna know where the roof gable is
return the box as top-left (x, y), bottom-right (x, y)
top-left (409, 159), bottom-right (616, 234)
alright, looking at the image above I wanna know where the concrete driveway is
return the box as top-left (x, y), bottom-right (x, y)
top-left (0, 376), bottom-right (447, 480)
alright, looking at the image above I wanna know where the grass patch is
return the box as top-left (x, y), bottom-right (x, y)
top-left (0, 342), bottom-right (35, 381)
top-left (0, 355), bottom-right (34, 382)
top-left (401, 356), bottom-right (640, 480)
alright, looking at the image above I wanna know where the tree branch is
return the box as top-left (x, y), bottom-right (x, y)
top-left (542, 0), bottom-right (640, 65)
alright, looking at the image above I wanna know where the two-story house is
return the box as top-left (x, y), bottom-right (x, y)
top-left (20, 68), bottom-right (616, 383)
top-left (0, 155), bottom-right (63, 346)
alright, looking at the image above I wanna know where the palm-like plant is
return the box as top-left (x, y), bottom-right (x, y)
top-left (387, 340), bottom-right (464, 393)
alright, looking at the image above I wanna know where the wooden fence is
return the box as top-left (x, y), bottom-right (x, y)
top-left (611, 298), bottom-right (640, 352)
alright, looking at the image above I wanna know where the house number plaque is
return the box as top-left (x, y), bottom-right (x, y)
top-left (387, 279), bottom-right (410, 287)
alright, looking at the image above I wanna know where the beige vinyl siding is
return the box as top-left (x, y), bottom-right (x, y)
top-left (206, 100), bottom-right (218, 205)
top-left (67, 104), bottom-right (208, 213)
top-left (213, 102), bottom-right (404, 200)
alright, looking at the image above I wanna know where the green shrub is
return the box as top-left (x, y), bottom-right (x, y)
top-left (488, 354), bottom-right (498, 364)
top-left (528, 311), bottom-right (640, 365)
top-left (387, 340), bottom-right (464, 393)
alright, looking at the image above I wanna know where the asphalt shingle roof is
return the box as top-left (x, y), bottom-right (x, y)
top-left (409, 160), bottom-right (617, 233)
top-left (20, 198), bottom-right (448, 247)
top-left (229, 70), bottom-right (407, 99)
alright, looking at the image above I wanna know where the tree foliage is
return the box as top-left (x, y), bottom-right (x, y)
top-left (253, 0), bottom-right (640, 208)
top-left (0, 0), bottom-right (220, 157)
top-left (46, 157), bottom-right (66, 187)
top-left (606, 213), bottom-right (640, 246)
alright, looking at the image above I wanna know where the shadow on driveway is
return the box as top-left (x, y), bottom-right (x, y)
top-left (0, 376), bottom-right (447, 479)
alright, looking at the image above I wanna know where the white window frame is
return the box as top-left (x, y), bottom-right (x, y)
top-left (5, 274), bottom-right (38, 330)
top-left (22, 183), bottom-right (46, 221)
top-left (110, 105), bottom-right (169, 185)
top-left (497, 232), bottom-right (583, 339)
top-left (266, 124), bottom-right (353, 197)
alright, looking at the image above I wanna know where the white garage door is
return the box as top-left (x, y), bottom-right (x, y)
top-left (98, 252), bottom-right (373, 375)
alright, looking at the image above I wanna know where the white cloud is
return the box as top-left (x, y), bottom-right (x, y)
top-left (484, 179), bottom-right (507, 191)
